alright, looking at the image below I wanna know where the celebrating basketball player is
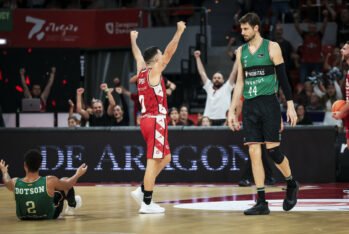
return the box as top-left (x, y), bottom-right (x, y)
top-left (130, 21), bottom-right (186, 214)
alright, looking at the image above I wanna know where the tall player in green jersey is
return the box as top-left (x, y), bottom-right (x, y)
top-left (0, 150), bottom-right (87, 220)
top-left (228, 12), bottom-right (299, 215)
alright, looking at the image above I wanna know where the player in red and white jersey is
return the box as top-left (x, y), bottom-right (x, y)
top-left (129, 21), bottom-right (186, 214)
top-left (333, 41), bottom-right (349, 194)
top-left (333, 41), bottom-right (349, 142)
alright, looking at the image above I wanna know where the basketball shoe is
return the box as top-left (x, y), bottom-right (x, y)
top-left (65, 195), bottom-right (82, 216)
top-left (139, 202), bottom-right (165, 214)
top-left (131, 186), bottom-right (143, 205)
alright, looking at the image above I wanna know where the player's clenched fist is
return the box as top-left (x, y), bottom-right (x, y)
top-left (193, 50), bottom-right (201, 58)
top-left (177, 21), bottom-right (186, 32)
top-left (130, 31), bottom-right (138, 40)
top-left (76, 88), bottom-right (84, 95)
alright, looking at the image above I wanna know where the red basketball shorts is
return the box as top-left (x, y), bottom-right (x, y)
top-left (140, 116), bottom-right (171, 159)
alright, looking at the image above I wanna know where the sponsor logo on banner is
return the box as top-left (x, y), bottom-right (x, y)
top-left (0, 9), bottom-right (147, 48)
top-left (26, 15), bottom-right (79, 41)
top-left (105, 22), bottom-right (138, 35)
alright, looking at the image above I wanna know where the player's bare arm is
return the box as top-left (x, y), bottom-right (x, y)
top-left (130, 31), bottom-right (146, 75)
top-left (47, 163), bottom-right (87, 195)
top-left (159, 21), bottom-right (186, 70)
top-left (228, 46), bottom-right (243, 131)
top-left (0, 160), bottom-right (17, 191)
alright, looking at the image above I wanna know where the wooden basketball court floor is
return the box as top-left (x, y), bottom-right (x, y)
top-left (1, 183), bottom-right (349, 234)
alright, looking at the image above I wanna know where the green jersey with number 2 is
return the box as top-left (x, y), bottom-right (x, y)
top-left (14, 177), bottom-right (55, 219)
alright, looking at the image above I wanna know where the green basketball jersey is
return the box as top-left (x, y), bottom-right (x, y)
top-left (14, 176), bottom-right (55, 219)
top-left (240, 39), bottom-right (278, 99)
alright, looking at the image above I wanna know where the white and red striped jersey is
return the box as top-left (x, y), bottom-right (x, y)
top-left (137, 68), bottom-right (168, 116)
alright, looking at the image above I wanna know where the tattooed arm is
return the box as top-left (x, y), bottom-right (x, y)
top-left (0, 160), bottom-right (16, 191)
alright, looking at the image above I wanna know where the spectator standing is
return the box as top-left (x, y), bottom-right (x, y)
top-left (20, 67), bottom-right (56, 112)
top-left (193, 50), bottom-right (235, 125)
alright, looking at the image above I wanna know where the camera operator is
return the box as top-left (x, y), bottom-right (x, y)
top-left (313, 72), bottom-right (343, 126)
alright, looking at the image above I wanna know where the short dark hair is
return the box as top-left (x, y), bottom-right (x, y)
top-left (239, 12), bottom-right (261, 29)
top-left (346, 41), bottom-right (349, 45)
top-left (143, 46), bottom-right (159, 63)
top-left (24, 149), bottom-right (42, 172)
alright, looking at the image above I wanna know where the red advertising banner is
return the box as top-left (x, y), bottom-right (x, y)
top-left (0, 9), bottom-right (147, 48)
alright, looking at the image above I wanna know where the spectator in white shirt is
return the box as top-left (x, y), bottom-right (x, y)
top-left (193, 50), bottom-right (236, 125)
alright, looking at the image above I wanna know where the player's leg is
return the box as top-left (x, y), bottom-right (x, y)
top-left (133, 117), bottom-right (166, 213)
top-left (243, 143), bottom-right (270, 215)
top-left (262, 145), bottom-right (276, 185)
top-left (242, 98), bottom-right (270, 215)
top-left (59, 177), bottom-right (82, 215)
top-left (52, 191), bottom-right (65, 219)
top-left (139, 159), bottom-right (165, 214)
top-left (263, 95), bottom-right (299, 211)
top-left (249, 143), bottom-right (264, 188)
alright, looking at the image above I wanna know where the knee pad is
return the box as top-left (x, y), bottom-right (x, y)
top-left (267, 146), bottom-right (284, 164)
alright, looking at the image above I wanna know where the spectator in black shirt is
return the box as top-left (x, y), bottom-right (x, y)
top-left (296, 104), bottom-right (313, 125)
top-left (76, 84), bottom-right (116, 127)
top-left (178, 105), bottom-right (195, 126)
top-left (111, 93), bottom-right (130, 126)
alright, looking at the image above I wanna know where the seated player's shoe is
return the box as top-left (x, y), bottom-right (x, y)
top-left (131, 186), bottom-right (143, 206)
top-left (65, 195), bottom-right (82, 216)
top-left (244, 200), bottom-right (270, 215)
top-left (238, 179), bottom-right (252, 187)
top-left (139, 202), bottom-right (165, 214)
top-left (283, 181), bottom-right (299, 211)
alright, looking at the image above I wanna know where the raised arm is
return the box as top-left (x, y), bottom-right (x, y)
top-left (228, 46), bottom-right (244, 131)
top-left (68, 99), bottom-right (75, 118)
top-left (48, 163), bottom-right (87, 192)
top-left (160, 21), bottom-right (186, 71)
top-left (76, 88), bottom-right (90, 120)
top-left (227, 57), bottom-right (238, 87)
top-left (130, 31), bottom-right (146, 75)
top-left (118, 88), bottom-right (130, 125)
top-left (101, 83), bottom-right (116, 116)
top-left (166, 79), bottom-right (176, 96)
top-left (193, 50), bottom-right (209, 85)
top-left (269, 41), bottom-right (297, 126)
top-left (226, 37), bottom-right (236, 59)
top-left (19, 68), bottom-right (32, 98)
top-left (41, 66), bottom-right (56, 104)
top-left (0, 160), bottom-right (16, 191)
